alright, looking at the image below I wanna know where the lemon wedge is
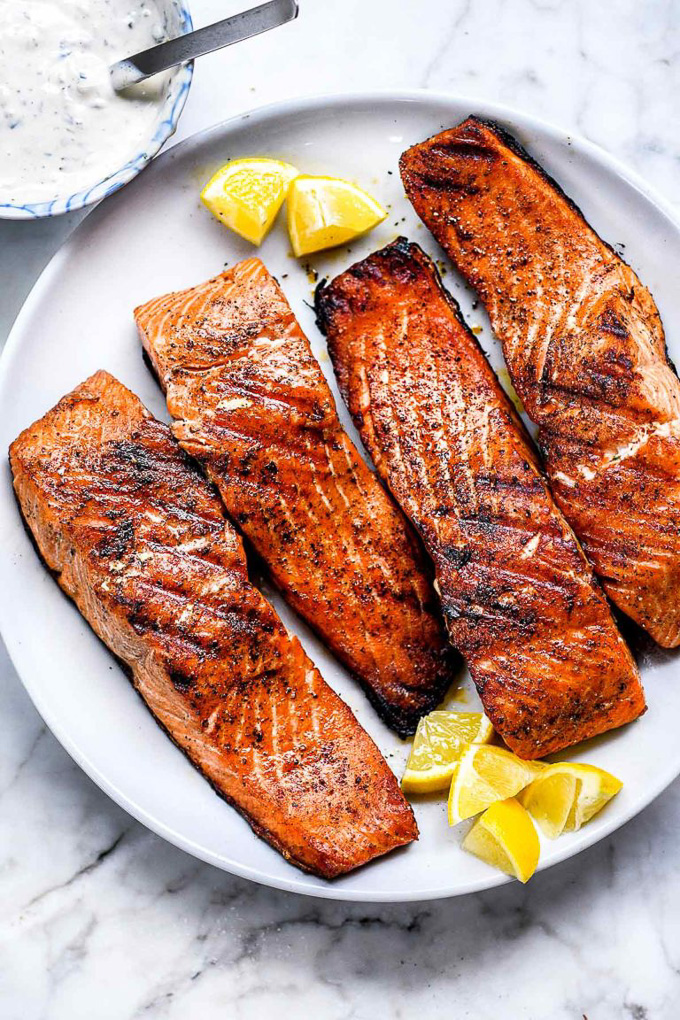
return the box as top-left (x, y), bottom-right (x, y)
top-left (201, 157), bottom-right (299, 245)
top-left (401, 712), bottom-right (494, 794)
top-left (447, 744), bottom-right (544, 825)
top-left (463, 798), bottom-right (540, 883)
top-left (287, 175), bottom-right (387, 256)
top-left (520, 763), bottom-right (622, 839)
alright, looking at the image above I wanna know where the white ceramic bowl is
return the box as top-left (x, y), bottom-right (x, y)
top-left (0, 0), bottom-right (193, 220)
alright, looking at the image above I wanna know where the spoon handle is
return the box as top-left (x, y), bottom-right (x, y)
top-left (110, 0), bottom-right (299, 91)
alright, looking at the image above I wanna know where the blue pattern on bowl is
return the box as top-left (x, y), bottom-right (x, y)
top-left (0, 1), bottom-right (193, 220)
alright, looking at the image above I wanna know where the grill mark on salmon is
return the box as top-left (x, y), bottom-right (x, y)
top-left (134, 258), bottom-right (457, 737)
top-left (400, 116), bottom-right (680, 648)
top-left (9, 371), bottom-right (417, 878)
top-left (316, 239), bottom-right (645, 759)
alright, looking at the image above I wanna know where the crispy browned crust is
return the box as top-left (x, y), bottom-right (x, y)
top-left (9, 371), bottom-right (417, 877)
top-left (400, 117), bottom-right (680, 648)
top-left (316, 239), bottom-right (645, 759)
top-left (135, 258), bottom-right (458, 736)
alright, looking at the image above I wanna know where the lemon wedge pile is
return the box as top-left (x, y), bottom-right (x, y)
top-left (200, 157), bottom-right (386, 254)
top-left (401, 709), bottom-right (623, 883)
top-left (402, 711), bottom-right (494, 794)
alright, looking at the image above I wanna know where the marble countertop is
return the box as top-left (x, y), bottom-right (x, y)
top-left (2, 1), bottom-right (680, 1017)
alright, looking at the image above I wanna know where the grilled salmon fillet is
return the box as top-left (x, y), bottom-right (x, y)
top-left (316, 239), bottom-right (645, 758)
top-left (135, 258), bottom-right (456, 736)
top-left (9, 371), bottom-right (417, 877)
top-left (401, 116), bottom-right (680, 648)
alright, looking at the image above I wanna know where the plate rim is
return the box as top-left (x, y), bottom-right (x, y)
top-left (2, 88), bottom-right (679, 902)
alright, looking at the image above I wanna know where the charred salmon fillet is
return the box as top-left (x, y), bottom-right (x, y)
top-left (316, 239), bottom-right (645, 759)
top-left (135, 258), bottom-right (456, 736)
top-left (401, 117), bottom-right (680, 648)
top-left (9, 371), bottom-right (417, 877)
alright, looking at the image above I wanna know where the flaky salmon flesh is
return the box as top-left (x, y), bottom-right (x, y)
top-left (401, 116), bottom-right (680, 648)
top-left (135, 258), bottom-right (457, 737)
top-left (9, 371), bottom-right (417, 878)
top-left (316, 239), bottom-right (645, 759)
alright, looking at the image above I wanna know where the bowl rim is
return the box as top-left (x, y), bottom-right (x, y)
top-left (0, 1), bottom-right (194, 221)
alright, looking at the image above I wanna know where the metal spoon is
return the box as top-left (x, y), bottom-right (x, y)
top-left (110, 0), bottom-right (299, 92)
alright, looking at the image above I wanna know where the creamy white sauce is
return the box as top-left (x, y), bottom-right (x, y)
top-left (0, 0), bottom-right (170, 203)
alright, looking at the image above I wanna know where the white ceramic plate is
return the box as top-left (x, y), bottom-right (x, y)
top-left (2, 91), bottom-right (679, 902)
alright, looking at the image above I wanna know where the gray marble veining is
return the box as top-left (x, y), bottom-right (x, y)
top-left (1, 1), bottom-right (680, 1016)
